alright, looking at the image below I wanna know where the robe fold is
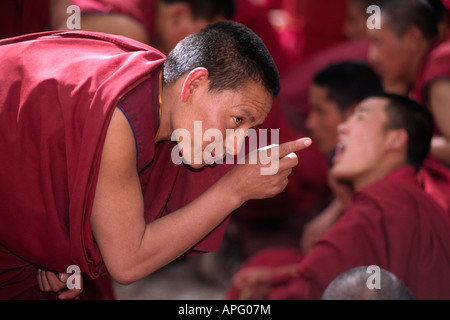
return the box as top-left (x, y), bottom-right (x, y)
top-left (0, 30), bottom-right (230, 299)
top-left (226, 166), bottom-right (450, 300)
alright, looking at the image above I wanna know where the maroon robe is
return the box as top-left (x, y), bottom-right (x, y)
top-left (0, 31), bottom-right (230, 299)
top-left (226, 166), bottom-right (450, 300)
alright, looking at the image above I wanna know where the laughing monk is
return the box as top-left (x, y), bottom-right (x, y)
top-left (226, 94), bottom-right (450, 300)
top-left (0, 21), bottom-right (311, 299)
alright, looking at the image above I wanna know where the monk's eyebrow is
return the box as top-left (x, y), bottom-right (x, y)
top-left (241, 108), bottom-right (256, 123)
top-left (356, 105), bottom-right (370, 114)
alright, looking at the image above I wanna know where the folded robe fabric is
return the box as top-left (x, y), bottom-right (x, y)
top-left (0, 31), bottom-right (230, 298)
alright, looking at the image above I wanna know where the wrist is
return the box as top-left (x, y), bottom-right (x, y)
top-left (218, 170), bottom-right (246, 209)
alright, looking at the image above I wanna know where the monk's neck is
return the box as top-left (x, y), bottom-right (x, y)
top-left (353, 161), bottom-right (406, 191)
top-left (155, 85), bottom-right (174, 142)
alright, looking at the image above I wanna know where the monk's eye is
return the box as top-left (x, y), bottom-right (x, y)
top-left (233, 116), bottom-right (243, 126)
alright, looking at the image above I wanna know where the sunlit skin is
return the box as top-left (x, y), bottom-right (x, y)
top-left (331, 97), bottom-right (408, 191)
top-left (306, 85), bottom-right (353, 155)
top-left (366, 16), bottom-right (430, 94)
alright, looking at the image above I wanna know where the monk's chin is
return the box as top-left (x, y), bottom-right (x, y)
top-left (186, 162), bottom-right (207, 169)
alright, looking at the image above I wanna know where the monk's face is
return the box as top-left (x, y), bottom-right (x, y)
top-left (367, 17), bottom-right (416, 88)
top-left (306, 85), bottom-right (350, 155)
top-left (331, 97), bottom-right (392, 188)
top-left (173, 80), bottom-right (272, 169)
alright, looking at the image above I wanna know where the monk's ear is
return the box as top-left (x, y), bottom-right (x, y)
top-left (181, 67), bottom-right (209, 102)
top-left (386, 128), bottom-right (408, 151)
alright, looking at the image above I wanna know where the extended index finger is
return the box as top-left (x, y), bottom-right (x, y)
top-left (278, 138), bottom-right (312, 159)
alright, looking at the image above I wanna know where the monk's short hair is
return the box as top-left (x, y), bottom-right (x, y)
top-left (381, 0), bottom-right (443, 41)
top-left (160, 0), bottom-right (235, 21)
top-left (374, 93), bottom-right (434, 171)
top-left (163, 20), bottom-right (280, 98)
top-left (313, 61), bottom-right (384, 114)
top-left (322, 266), bottom-right (414, 300)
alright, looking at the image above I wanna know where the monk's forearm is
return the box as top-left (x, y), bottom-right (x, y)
top-left (111, 172), bottom-right (242, 284)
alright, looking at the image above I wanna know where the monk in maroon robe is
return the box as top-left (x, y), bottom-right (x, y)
top-left (226, 94), bottom-right (450, 300)
top-left (0, 21), bottom-right (311, 299)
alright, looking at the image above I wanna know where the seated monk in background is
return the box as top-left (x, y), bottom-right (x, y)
top-left (226, 93), bottom-right (450, 300)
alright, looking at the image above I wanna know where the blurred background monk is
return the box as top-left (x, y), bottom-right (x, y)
top-left (367, 0), bottom-right (450, 217)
